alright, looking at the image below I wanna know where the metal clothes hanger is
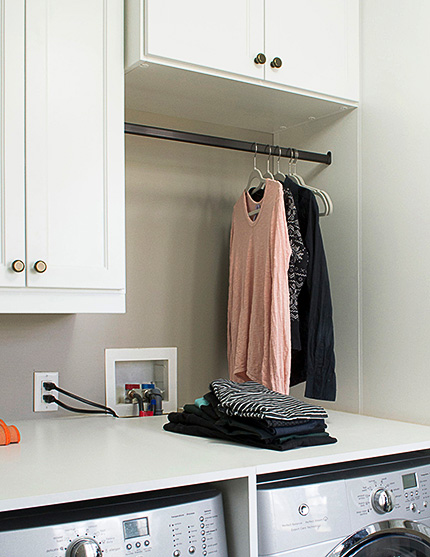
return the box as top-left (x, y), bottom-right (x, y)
top-left (274, 146), bottom-right (286, 182)
top-left (246, 143), bottom-right (265, 191)
top-left (248, 204), bottom-right (262, 217)
top-left (290, 151), bottom-right (309, 189)
top-left (314, 187), bottom-right (333, 216)
top-left (263, 145), bottom-right (274, 180)
top-left (245, 144), bottom-right (266, 219)
top-left (251, 144), bottom-right (274, 195)
top-left (287, 149), bottom-right (300, 185)
top-left (248, 144), bottom-right (276, 217)
top-left (289, 149), bottom-right (333, 217)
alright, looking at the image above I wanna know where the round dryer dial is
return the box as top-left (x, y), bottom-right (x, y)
top-left (65, 538), bottom-right (102, 557)
top-left (371, 488), bottom-right (395, 514)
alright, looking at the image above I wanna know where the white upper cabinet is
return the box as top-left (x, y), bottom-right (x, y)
top-left (0, 0), bottom-right (125, 312)
top-left (126, 0), bottom-right (359, 103)
top-left (26, 0), bottom-right (125, 292)
top-left (145, 0), bottom-right (265, 80)
top-left (265, 0), bottom-right (359, 100)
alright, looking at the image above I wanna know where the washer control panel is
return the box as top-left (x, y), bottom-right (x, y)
top-left (257, 460), bottom-right (430, 556)
top-left (347, 463), bottom-right (430, 530)
top-left (0, 492), bottom-right (228, 557)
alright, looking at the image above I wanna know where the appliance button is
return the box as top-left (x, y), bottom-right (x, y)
top-left (201, 537), bottom-right (206, 543)
top-left (189, 547), bottom-right (196, 554)
top-left (199, 516), bottom-right (204, 522)
top-left (201, 531), bottom-right (205, 536)
top-left (200, 524), bottom-right (205, 528)
top-left (126, 544), bottom-right (133, 550)
top-left (424, 501), bottom-right (428, 508)
top-left (410, 503), bottom-right (417, 512)
top-left (202, 544), bottom-right (207, 549)
top-left (173, 551), bottom-right (181, 557)
top-left (416, 491), bottom-right (419, 496)
top-left (411, 492), bottom-right (414, 497)
top-left (144, 540), bottom-right (150, 546)
top-left (203, 552), bottom-right (207, 556)
top-left (298, 504), bottom-right (309, 516)
top-left (405, 493), bottom-right (408, 498)
top-left (136, 542), bottom-right (141, 548)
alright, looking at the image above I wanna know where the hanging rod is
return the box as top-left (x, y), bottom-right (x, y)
top-left (124, 123), bottom-right (332, 165)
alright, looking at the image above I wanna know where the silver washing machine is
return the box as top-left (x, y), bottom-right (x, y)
top-left (0, 487), bottom-right (228, 557)
top-left (257, 450), bottom-right (430, 556)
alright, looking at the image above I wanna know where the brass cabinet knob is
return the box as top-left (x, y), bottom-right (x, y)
top-left (11, 260), bottom-right (25, 273)
top-left (254, 53), bottom-right (266, 65)
top-left (270, 57), bottom-right (282, 68)
top-left (34, 260), bottom-right (48, 273)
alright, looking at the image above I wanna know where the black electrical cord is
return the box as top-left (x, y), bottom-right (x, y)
top-left (43, 382), bottom-right (118, 417)
top-left (43, 395), bottom-right (117, 416)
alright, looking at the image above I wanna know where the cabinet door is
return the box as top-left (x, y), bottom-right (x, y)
top-left (25, 0), bottom-right (125, 290)
top-left (145, 0), bottom-right (265, 80)
top-left (0, 0), bottom-right (26, 287)
top-left (265, 0), bottom-right (359, 100)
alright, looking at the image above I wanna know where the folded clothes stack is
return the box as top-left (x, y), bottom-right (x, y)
top-left (163, 379), bottom-right (337, 451)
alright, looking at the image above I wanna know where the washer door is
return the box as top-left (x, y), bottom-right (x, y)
top-left (326, 520), bottom-right (430, 557)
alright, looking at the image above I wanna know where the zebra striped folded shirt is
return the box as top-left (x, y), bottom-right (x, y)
top-left (210, 379), bottom-right (328, 422)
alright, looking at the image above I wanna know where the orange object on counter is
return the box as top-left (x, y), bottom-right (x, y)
top-left (0, 419), bottom-right (21, 445)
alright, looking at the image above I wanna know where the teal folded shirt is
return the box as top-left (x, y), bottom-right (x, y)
top-left (194, 396), bottom-right (210, 408)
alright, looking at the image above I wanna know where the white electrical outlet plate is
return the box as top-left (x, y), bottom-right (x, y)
top-left (33, 371), bottom-right (59, 412)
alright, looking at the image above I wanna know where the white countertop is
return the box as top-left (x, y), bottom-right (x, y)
top-left (1, 410), bottom-right (430, 512)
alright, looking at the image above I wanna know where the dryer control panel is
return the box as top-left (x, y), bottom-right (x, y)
top-left (0, 491), bottom-right (228, 557)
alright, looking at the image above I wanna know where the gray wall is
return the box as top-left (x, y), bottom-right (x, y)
top-left (276, 109), bottom-right (361, 415)
top-left (361, 0), bottom-right (430, 425)
top-left (4, 0), bottom-right (430, 428)
top-left (1, 112), bottom-right (270, 421)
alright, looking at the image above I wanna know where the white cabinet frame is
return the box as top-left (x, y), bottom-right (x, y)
top-left (0, 0), bottom-right (26, 288)
top-left (0, 0), bottom-right (126, 313)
